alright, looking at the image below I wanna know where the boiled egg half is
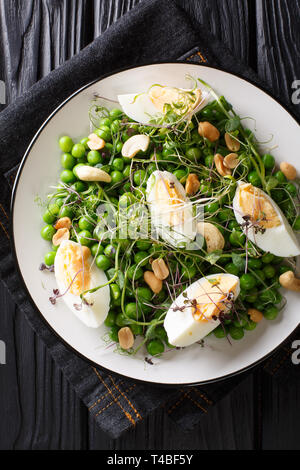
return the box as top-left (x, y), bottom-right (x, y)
top-left (118, 85), bottom-right (204, 124)
top-left (146, 170), bottom-right (197, 247)
top-left (54, 240), bottom-right (110, 328)
top-left (233, 181), bottom-right (300, 257)
top-left (164, 273), bottom-right (240, 347)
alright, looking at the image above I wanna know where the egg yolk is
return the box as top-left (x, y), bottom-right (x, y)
top-left (155, 178), bottom-right (186, 226)
top-left (148, 86), bottom-right (201, 114)
top-left (239, 183), bottom-right (281, 229)
top-left (59, 243), bottom-right (91, 296)
top-left (192, 275), bottom-right (238, 322)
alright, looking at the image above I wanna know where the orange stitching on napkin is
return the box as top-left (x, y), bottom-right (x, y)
top-left (167, 392), bottom-right (187, 414)
top-left (186, 50), bottom-right (207, 63)
top-left (88, 380), bottom-right (125, 410)
top-left (185, 391), bottom-right (207, 413)
top-left (95, 385), bottom-right (136, 417)
top-left (192, 388), bottom-right (213, 406)
top-left (0, 220), bottom-right (9, 239)
top-left (92, 367), bottom-right (135, 426)
top-left (109, 375), bottom-right (142, 421)
top-left (0, 204), bottom-right (9, 219)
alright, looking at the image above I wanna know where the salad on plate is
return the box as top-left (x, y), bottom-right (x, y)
top-left (38, 77), bottom-right (300, 359)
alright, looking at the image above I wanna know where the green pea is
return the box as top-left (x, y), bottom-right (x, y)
top-left (229, 230), bottom-right (246, 246)
top-left (104, 244), bottom-right (116, 258)
top-left (59, 206), bottom-right (74, 219)
top-left (262, 153), bottom-right (275, 169)
top-left (116, 313), bottom-right (131, 327)
top-left (136, 286), bottom-right (152, 302)
top-left (124, 303), bottom-right (139, 320)
top-left (240, 273), bottom-right (256, 290)
top-left (229, 325), bottom-right (244, 340)
top-left (122, 165), bottom-right (131, 179)
top-left (41, 225), bottom-right (56, 241)
top-left (233, 315), bottom-right (248, 328)
top-left (72, 181), bottom-right (87, 193)
top-left (181, 265), bottom-right (197, 280)
top-left (173, 169), bottom-right (187, 182)
top-left (286, 182), bottom-right (297, 197)
top-left (43, 209), bottom-right (56, 224)
top-left (245, 287), bottom-right (258, 303)
top-left (248, 170), bottom-right (261, 187)
top-left (61, 153), bottom-right (76, 170)
top-left (110, 170), bottom-right (123, 184)
top-left (104, 311), bottom-right (116, 327)
top-left (263, 264), bottom-right (276, 279)
top-left (60, 169), bottom-right (76, 184)
top-left (154, 326), bottom-right (168, 343)
top-left (71, 143), bottom-right (86, 159)
top-left (78, 216), bottom-right (94, 232)
top-left (275, 170), bottom-right (287, 183)
top-left (91, 243), bottom-right (103, 257)
top-left (134, 251), bottom-right (149, 266)
top-left (262, 253), bottom-right (274, 264)
top-left (110, 119), bottom-right (121, 134)
top-left (112, 158), bottom-right (124, 172)
top-left (204, 154), bottom-right (214, 167)
top-left (96, 126), bottom-right (111, 142)
top-left (225, 262), bottom-right (239, 276)
top-left (228, 220), bottom-right (240, 230)
top-left (146, 339), bottom-right (164, 356)
top-left (44, 251), bottom-right (56, 266)
top-left (244, 320), bottom-right (257, 331)
top-left (133, 170), bottom-right (146, 186)
top-left (213, 325), bottom-right (227, 338)
top-left (99, 117), bottom-right (111, 127)
top-left (127, 264), bottom-right (143, 281)
top-left (136, 240), bottom-right (151, 250)
top-left (108, 326), bottom-right (119, 342)
top-left (54, 199), bottom-right (64, 208)
top-left (59, 136), bottom-right (74, 153)
top-left (96, 254), bottom-right (111, 270)
top-left (119, 192), bottom-right (134, 208)
top-left (272, 256), bottom-right (284, 265)
top-left (109, 108), bottom-right (123, 120)
top-left (259, 289), bottom-right (277, 304)
top-left (79, 137), bottom-right (89, 149)
top-left (186, 147), bottom-right (201, 161)
top-left (278, 265), bottom-right (292, 275)
top-left (205, 202), bottom-right (219, 213)
top-left (72, 163), bottom-right (85, 178)
top-left (78, 230), bottom-right (92, 246)
top-left (264, 305), bottom-right (279, 320)
top-left (110, 283), bottom-right (121, 301)
top-left (218, 209), bottom-right (233, 222)
top-left (247, 257), bottom-right (262, 269)
top-left (87, 150), bottom-right (103, 165)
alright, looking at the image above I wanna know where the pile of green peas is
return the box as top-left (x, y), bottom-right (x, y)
top-left (39, 96), bottom-right (299, 354)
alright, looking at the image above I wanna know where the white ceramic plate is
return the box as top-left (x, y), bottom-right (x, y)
top-left (12, 63), bottom-right (300, 385)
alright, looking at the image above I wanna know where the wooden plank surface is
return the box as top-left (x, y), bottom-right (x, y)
top-left (0, 0), bottom-right (299, 450)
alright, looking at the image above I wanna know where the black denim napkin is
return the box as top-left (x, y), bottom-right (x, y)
top-left (0, 0), bottom-right (299, 438)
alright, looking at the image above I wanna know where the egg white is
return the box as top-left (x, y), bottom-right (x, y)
top-left (233, 181), bottom-right (300, 257)
top-left (54, 240), bottom-right (110, 328)
top-left (164, 273), bottom-right (240, 347)
top-left (146, 170), bottom-right (197, 247)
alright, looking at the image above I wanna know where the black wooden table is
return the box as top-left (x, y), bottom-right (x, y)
top-left (0, 0), bottom-right (300, 450)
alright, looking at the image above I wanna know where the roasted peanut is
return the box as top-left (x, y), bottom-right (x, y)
top-left (214, 154), bottom-right (232, 177)
top-left (198, 121), bottom-right (220, 142)
top-left (151, 258), bottom-right (169, 280)
top-left (54, 217), bottom-right (72, 230)
top-left (248, 308), bottom-right (263, 323)
top-left (76, 165), bottom-right (111, 182)
top-left (224, 153), bottom-right (239, 169)
top-left (121, 134), bottom-right (150, 158)
top-left (185, 173), bottom-right (200, 196)
top-left (224, 132), bottom-right (240, 152)
top-left (197, 222), bottom-right (225, 253)
top-left (144, 271), bottom-right (163, 294)
top-left (52, 228), bottom-right (70, 246)
top-left (280, 162), bottom-right (297, 180)
top-left (118, 327), bottom-right (135, 350)
top-left (279, 270), bottom-right (300, 292)
top-left (87, 133), bottom-right (105, 150)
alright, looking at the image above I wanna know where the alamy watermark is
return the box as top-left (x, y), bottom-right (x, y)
top-left (0, 340), bottom-right (6, 365)
top-left (291, 340), bottom-right (300, 365)
top-left (291, 80), bottom-right (300, 105)
top-left (0, 80), bottom-right (5, 104)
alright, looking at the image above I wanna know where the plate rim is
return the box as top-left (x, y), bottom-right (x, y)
top-left (10, 60), bottom-right (300, 387)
